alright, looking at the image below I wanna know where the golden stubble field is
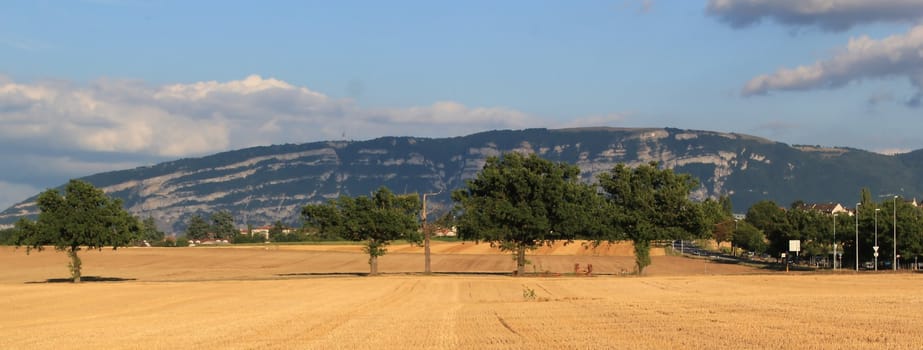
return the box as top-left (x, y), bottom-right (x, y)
top-left (1, 243), bottom-right (922, 349)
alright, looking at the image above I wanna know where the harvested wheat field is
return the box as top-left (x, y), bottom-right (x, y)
top-left (0, 241), bottom-right (744, 282)
top-left (2, 244), bottom-right (922, 349)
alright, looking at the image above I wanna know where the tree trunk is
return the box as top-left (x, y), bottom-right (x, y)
top-left (516, 244), bottom-right (526, 276)
top-left (67, 248), bottom-right (82, 283)
top-left (370, 254), bottom-right (378, 276)
top-left (424, 222), bottom-right (432, 274)
top-left (633, 239), bottom-right (651, 275)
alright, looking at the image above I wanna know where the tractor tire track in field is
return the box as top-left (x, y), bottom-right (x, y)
top-left (5, 275), bottom-right (923, 349)
top-left (494, 312), bottom-right (522, 337)
top-left (533, 283), bottom-right (554, 297)
top-left (640, 279), bottom-right (681, 294)
top-left (302, 279), bottom-right (420, 342)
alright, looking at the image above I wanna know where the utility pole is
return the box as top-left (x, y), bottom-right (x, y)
top-left (855, 203), bottom-right (860, 271)
top-left (734, 219), bottom-right (738, 257)
top-left (832, 213), bottom-right (838, 270)
top-left (422, 189), bottom-right (442, 274)
top-left (894, 195), bottom-right (898, 271)
top-left (874, 208), bottom-right (881, 271)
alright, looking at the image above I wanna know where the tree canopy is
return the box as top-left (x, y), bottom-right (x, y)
top-left (745, 200), bottom-right (791, 256)
top-left (452, 152), bottom-right (604, 275)
top-left (701, 196), bottom-right (735, 253)
top-left (210, 211), bottom-right (237, 239)
top-left (12, 179), bottom-right (139, 282)
top-left (750, 192), bottom-right (923, 269)
top-left (185, 214), bottom-right (211, 241)
top-left (732, 220), bottom-right (767, 254)
top-left (302, 187), bottom-right (420, 275)
top-left (138, 216), bottom-right (165, 244)
top-left (598, 162), bottom-right (707, 274)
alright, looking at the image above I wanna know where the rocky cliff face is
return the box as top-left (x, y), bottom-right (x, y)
top-left (2, 127), bottom-right (919, 232)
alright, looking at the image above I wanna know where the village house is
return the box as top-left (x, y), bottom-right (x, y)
top-left (240, 225), bottom-right (294, 239)
top-left (798, 202), bottom-right (852, 216)
top-left (903, 198), bottom-right (919, 207)
top-left (432, 226), bottom-right (457, 237)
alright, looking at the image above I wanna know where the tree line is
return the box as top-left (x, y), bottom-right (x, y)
top-left (744, 188), bottom-right (923, 269)
top-left (305, 153), bottom-right (716, 275)
top-left (3, 153), bottom-right (732, 280)
top-left (15, 152), bottom-right (922, 282)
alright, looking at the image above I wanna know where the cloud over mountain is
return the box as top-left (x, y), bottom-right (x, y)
top-left (707, 0), bottom-right (923, 31)
top-left (0, 75), bottom-right (542, 160)
top-left (741, 25), bottom-right (923, 104)
top-left (1, 75), bottom-right (625, 209)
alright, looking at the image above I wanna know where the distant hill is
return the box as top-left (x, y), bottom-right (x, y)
top-left (2, 127), bottom-right (921, 232)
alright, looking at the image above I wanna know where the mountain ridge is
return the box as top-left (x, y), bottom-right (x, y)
top-left (2, 127), bottom-right (920, 232)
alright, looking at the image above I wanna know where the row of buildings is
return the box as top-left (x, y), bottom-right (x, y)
top-left (795, 198), bottom-right (920, 217)
top-left (237, 225), bottom-right (457, 239)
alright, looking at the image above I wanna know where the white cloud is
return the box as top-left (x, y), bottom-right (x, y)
top-left (153, 75), bottom-right (324, 101)
top-left (707, 0), bottom-right (923, 31)
top-left (0, 75), bottom-right (548, 159)
top-left (372, 101), bottom-right (532, 127)
top-left (0, 78), bottom-right (231, 156)
top-left (742, 24), bottom-right (923, 104)
top-left (2, 75), bottom-right (615, 207)
top-left (0, 74), bottom-right (640, 209)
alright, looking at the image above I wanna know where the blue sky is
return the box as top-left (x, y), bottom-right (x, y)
top-left (2, 0), bottom-right (923, 209)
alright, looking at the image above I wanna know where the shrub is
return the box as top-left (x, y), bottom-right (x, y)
top-left (231, 233), bottom-right (265, 244)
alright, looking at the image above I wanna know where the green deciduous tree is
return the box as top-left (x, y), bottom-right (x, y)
top-left (897, 203), bottom-right (923, 268)
top-left (875, 197), bottom-right (923, 268)
top-left (719, 195), bottom-right (734, 216)
top-left (139, 216), bottom-right (165, 244)
top-left (452, 153), bottom-right (604, 276)
top-left (302, 187), bottom-right (420, 275)
top-left (12, 179), bottom-right (139, 283)
top-left (598, 162), bottom-right (707, 274)
top-left (701, 197), bottom-right (734, 252)
top-left (785, 204), bottom-right (828, 258)
top-left (186, 214), bottom-right (210, 241)
top-left (745, 200), bottom-right (791, 257)
top-left (0, 227), bottom-right (15, 245)
top-left (732, 220), bottom-right (767, 254)
top-left (268, 220), bottom-right (286, 241)
top-left (268, 221), bottom-right (308, 242)
top-left (302, 204), bottom-right (343, 239)
top-left (210, 211), bottom-right (237, 240)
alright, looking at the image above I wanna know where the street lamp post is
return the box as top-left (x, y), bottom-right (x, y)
top-left (894, 195), bottom-right (898, 271)
top-left (833, 213), bottom-right (838, 270)
top-left (855, 203), bottom-right (860, 271)
top-left (875, 208), bottom-right (880, 271)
